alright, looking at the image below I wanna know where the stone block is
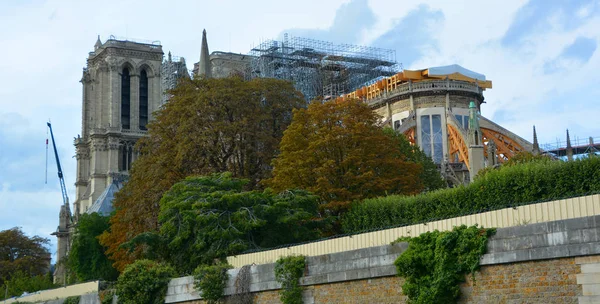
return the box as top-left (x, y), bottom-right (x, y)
top-left (547, 231), bottom-right (568, 246)
top-left (328, 247), bottom-right (368, 262)
top-left (579, 295), bottom-right (600, 304)
top-left (582, 228), bottom-right (600, 243)
top-left (581, 263), bottom-right (600, 273)
top-left (301, 273), bottom-right (328, 286)
top-left (344, 268), bottom-right (372, 281)
top-left (582, 283), bottom-right (600, 296)
top-left (327, 271), bottom-right (347, 282)
top-left (577, 256), bottom-right (600, 265)
top-left (369, 265), bottom-right (397, 277)
top-left (577, 273), bottom-right (600, 284)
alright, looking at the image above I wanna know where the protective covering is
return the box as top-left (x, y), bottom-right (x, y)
top-left (427, 64), bottom-right (486, 81)
top-left (86, 182), bottom-right (121, 216)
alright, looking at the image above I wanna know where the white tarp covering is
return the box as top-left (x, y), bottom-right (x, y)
top-left (427, 64), bottom-right (486, 81)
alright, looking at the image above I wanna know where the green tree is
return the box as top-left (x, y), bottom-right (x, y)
top-left (67, 213), bottom-right (118, 282)
top-left (130, 173), bottom-right (322, 274)
top-left (384, 127), bottom-right (446, 191)
top-left (100, 76), bottom-right (304, 271)
top-left (267, 98), bottom-right (423, 214)
top-left (116, 260), bottom-right (175, 304)
top-left (0, 271), bottom-right (55, 300)
top-left (0, 227), bottom-right (50, 286)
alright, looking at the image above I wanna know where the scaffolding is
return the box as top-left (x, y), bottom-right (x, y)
top-left (249, 35), bottom-right (398, 101)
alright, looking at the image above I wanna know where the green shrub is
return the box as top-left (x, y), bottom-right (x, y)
top-left (116, 259), bottom-right (175, 304)
top-left (395, 225), bottom-right (495, 303)
top-left (63, 296), bottom-right (80, 304)
top-left (274, 256), bottom-right (305, 304)
top-left (343, 156), bottom-right (600, 233)
top-left (99, 289), bottom-right (116, 304)
top-left (193, 263), bottom-right (232, 304)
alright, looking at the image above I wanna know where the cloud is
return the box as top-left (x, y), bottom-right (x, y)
top-left (543, 36), bottom-right (597, 73)
top-left (279, 0), bottom-right (376, 43)
top-left (370, 4), bottom-right (443, 67)
top-left (502, 0), bottom-right (599, 47)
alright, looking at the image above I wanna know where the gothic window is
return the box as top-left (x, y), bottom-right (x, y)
top-left (139, 70), bottom-right (148, 130)
top-left (420, 115), bottom-right (431, 158)
top-left (119, 143), bottom-right (133, 172)
top-left (420, 114), bottom-right (444, 164)
top-left (121, 68), bottom-right (131, 129)
top-left (431, 114), bottom-right (443, 163)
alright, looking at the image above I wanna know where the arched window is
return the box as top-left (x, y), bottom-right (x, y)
top-left (139, 70), bottom-right (148, 130)
top-left (121, 68), bottom-right (131, 129)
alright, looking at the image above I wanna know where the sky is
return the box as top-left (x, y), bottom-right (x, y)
top-left (0, 0), bottom-right (599, 260)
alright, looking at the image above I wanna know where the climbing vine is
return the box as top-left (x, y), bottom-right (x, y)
top-left (99, 289), bottom-right (116, 304)
top-left (274, 255), bottom-right (306, 304)
top-left (231, 264), bottom-right (253, 304)
top-left (63, 296), bottom-right (80, 304)
top-left (193, 263), bottom-right (232, 304)
top-left (394, 225), bottom-right (495, 304)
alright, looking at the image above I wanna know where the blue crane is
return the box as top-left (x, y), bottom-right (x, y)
top-left (47, 122), bottom-right (70, 214)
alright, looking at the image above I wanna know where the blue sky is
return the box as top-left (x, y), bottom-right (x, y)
top-left (0, 0), bottom-right (599, 259)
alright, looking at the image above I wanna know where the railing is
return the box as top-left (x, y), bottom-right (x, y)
top-left (366, 79), bottom-right (482, 106)
top-left (226, 194), bottom-right (600, 268)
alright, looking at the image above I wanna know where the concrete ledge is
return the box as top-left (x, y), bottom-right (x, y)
top-left (165, 243), bottom-right (407, 303)
top-left (481, 215), bottom-right (600, 265)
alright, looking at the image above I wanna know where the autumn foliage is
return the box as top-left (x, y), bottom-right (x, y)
top-left (266, 98), bottom-right (423, 214)
top-left (99, 76), bottom-right (304, 271)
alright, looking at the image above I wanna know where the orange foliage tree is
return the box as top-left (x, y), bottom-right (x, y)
top-left (99, 76), bottom-right (304, 271)
top-left (266, 98), bottom-right (423, 214)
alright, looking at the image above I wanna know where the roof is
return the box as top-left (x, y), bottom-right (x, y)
top-left (86, 182), bottom-right (121, 216)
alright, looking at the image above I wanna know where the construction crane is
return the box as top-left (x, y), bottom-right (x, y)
top-left (47, 122), bottom-right (71, 217)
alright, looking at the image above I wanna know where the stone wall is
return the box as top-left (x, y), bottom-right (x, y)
top-left (168, 215), bottom-right (600, 303)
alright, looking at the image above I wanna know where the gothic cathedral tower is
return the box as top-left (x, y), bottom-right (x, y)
top-left (74, 37), bottom-right (164, 216)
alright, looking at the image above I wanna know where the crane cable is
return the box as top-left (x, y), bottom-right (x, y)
top-left (45, 123), bottom-right (49, 184)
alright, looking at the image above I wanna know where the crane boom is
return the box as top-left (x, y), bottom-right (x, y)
top-left (47, 122), bottom-right (70, 208)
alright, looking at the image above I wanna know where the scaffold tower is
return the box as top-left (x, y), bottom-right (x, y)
top-left (249, 35), bottom-right (398, 101)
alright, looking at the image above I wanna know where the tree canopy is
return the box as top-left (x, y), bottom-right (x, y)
top-left (384, 127), bottom-right (446, 191)
top-left (0, 227), bottom-right (50, 286)
top-left (67, 213), bottom-right (118, 282)
top-left (100, 77), bottom-right (305, 271)
top-left (266, 98), bottom-right (423, 214)
top-left (129, 173), bottom-right (322, 274)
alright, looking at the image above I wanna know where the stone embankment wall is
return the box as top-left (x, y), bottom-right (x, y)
top-left (168, 215), bottom-right (600, 303)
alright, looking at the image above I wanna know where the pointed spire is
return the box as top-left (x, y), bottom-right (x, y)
top-left (566, 129), bottom-right (574, 161)
top-left (532, 125), bottom-right (540, 155)
top-left (94, 35), bottom-right (102, 50)
top-left (198, 29), bottom-right (212, 78)
top-left (168, 51), bottom-right (172, 62)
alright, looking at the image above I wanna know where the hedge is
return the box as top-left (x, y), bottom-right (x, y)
top-left (342, 156), bottom-right (600, 233)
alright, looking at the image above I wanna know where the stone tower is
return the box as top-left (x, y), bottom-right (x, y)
top-left (467, 101), bottom-right (485, 179)
top-left (73, 37), bottom-right (164, 215)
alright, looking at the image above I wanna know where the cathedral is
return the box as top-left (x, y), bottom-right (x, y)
top-left (54, 30), bottom-right (535, 282)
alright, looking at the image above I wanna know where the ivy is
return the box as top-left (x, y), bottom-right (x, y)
top-left (99, 289), bottom-right (116, 304)
top-left (274, 256), bottom-right (306, 304)
top-left (116, 259), bottom-right (175, 304)
top-left (231, 264), bottom-right (253, 304)
top-left (193, 263), bottom-right (232, 304)
top-left (395, 225), bottom-right (495, 304)
top-left (63, 296), bottom-right (80, 304)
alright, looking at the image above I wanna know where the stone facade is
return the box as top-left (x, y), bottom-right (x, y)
top-left (74, 38), bottom-right (164, 215)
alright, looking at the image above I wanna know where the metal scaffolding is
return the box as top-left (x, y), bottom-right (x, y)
top-left (249, 35), bottom-right (398, 101)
